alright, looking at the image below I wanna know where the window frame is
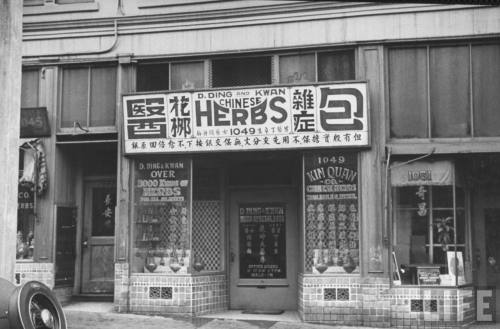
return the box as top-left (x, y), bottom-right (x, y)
top-left (58, 63), bottom-right (118, 134)
top-left (390, 162), bottom-right (471, 287)
top-left (136, 60), bottom-right (207, 92)
top-left (276, 48), bottom-right (357, 85)
top-left (387, 40), bottom-right (500, 142)
top-left (211, 54), bottom-right (273, 88)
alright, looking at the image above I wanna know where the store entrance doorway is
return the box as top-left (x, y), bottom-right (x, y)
top-left (228, 188), bottom-right (298, 311)
top-left (80, 179), bottom-right (116, 294)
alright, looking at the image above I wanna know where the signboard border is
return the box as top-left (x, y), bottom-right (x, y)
top-left (122, 81), bottom-right (371, 155)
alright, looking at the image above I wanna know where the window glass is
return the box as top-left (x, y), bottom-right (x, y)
top-left (472, 44), bottom-right (500, 137)
top-left (212, 56), bottom-right (271, 87)
top-left (393, 184), bottom-right (468, 286)
top-left (192, 162), bottom-right (223, 272)
top-left (17, 139), bottom-right (48, 260)
top-left (17, 182), bottom-right (35, 260)
top-left (429, 46), bottom-right (470, 137)
top-left (317, 50), bottom-right (355, 82)
top-left (61, 67), bottom-right (88, 128)
top-left (91, 187), bottom-right (115, 237)
top-left (132, 157), bottom-right (192, 274)
top-left (388, 48), bottom-right (428, 138)
top-left (90, 66), bottom-right (117, 126)
top-left (21, 69), bottom-right (39, 108)
top-left (279, 54), bottom-right (315, 84)
top-left (171, 62), bottom-right (204, 90)
top-left (137, 63), bottom-right (169, 92)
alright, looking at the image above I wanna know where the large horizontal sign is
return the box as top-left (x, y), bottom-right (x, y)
top-left (122, 83), bottom-right (368, 154)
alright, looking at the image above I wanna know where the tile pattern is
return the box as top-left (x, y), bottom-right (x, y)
top-left (192, 201), bottom-right (222, 272)
top-left (117, 273), bottom-right (227, 316)
top-left (114, 262), bottom-right (129, 312)
top-left (14, 262), bottom-right (54, 288)
top-left (299, 274), bottom-right (475, 328)
top-left (390, 286), bottom-right (475, 328)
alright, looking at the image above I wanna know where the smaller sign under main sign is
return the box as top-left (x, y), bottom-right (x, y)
top-left (122, 82), bottom-right (369, 154)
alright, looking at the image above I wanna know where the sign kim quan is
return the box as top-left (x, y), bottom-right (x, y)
top-left (122, 82), bottom-right (368, 153)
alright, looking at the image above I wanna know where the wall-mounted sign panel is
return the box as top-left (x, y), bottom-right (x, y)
top-left (239, 203), bottom-right (286, 280)
top-left (20, 107), bottom-right (51, 138)
top-left (122, 83), bottom-right (368, 154)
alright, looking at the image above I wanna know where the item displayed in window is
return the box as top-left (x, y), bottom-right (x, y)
top-left (391, 160), bottom-right (470, 286)
top-left (304, 152), bottom-right (359, 274)
top-left (132, 157), bottom-right (192, 274)
top-left (435, 216), bottom-right (454, 251)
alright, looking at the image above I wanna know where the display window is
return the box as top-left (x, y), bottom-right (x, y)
top-left (131, 156), bottom-right (224, 274)
top-left (303, 152), bottom-right (360, 274)
top-left (391, 160), bottom-right (471, 286)
top-left (131, 156), bottom-right (192, 274)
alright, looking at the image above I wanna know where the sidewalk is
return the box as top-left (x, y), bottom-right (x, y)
top-left (62, 302), bottom-right (500, 329)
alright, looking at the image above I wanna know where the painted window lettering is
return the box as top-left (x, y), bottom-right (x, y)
top-left (126, 96), bottom-right (167, 139)
top-left (318, 87), bottom-right (364, 131)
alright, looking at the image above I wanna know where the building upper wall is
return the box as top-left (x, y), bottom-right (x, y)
top-left (22, 1), bottom-right (500, 61)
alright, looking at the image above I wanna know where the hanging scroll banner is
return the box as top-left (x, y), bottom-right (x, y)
top-left (122, 82), bottom-right (369, 154)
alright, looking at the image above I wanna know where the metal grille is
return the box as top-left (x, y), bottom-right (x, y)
top-left (337, 288), bottom-right (350, 300)
top-left (149, 287), bottom-right (161, 299)
top-left (192, 201), bottom-right (222, 272)
top-left (411, 299), bottom-right (424, 312)
top-left (161, 287), bottom-right (173, 299)
top-left (324, 288), bottom-right (336, 301)
top-left (424, 299), bottom-right (438, 312)
top-left (149, 286), bottom-right (172, 299)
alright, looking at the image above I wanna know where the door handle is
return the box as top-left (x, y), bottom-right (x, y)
top-left (230, 250), bottom-right (235, 263)
top-left (82, 239), bottom-right (88, 248)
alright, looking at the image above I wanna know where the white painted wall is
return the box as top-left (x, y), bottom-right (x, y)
top-left (22, 2), bottom-right (500, 60)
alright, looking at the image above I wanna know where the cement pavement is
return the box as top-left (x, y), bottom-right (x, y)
top-left (62, 302), bottom-right (500, 329)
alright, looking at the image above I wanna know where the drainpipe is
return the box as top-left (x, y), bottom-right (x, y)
top-left (23, 19), bottom-right (119, 60)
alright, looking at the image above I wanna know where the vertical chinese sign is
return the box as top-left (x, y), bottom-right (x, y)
top-left (239, 204), bottom-right (286, 280)
top-left (303, 152), bottom-right (360, 274)
top-left (133, 156), bottom-right (192, 274)
top-left (123, 83), bottom-right (368, 153)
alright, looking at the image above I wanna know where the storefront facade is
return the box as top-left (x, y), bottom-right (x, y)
top-left (15, 1), bottom-right (500, 327)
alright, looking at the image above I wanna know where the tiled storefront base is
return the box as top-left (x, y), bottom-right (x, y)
top-left (114, 263), bottom-right (227, 316)
top-left (14, 261), bottom-right (54, 288)
top-left (390, 286), bottom-right (475, 328)
top-left (298, 274), bottom-right (390, 327)
top-left (298, 274), bottom-right (475, 328)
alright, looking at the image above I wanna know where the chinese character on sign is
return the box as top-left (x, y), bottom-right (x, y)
top-left (126, 97), bottom-right (167, 139)
top-left (318, 86), bottom-right (364, 131)
top-left (169, 95), bottom-right (192, 138)
top-left (292, 89), bottom-right (315, 132)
